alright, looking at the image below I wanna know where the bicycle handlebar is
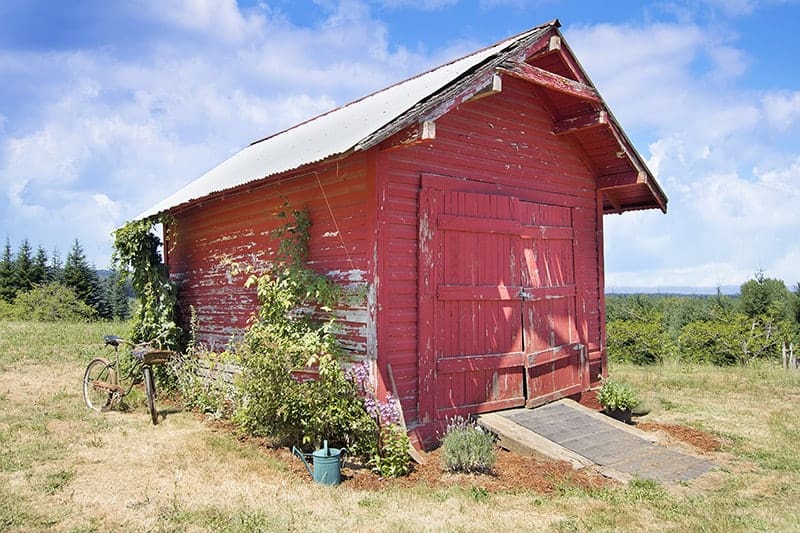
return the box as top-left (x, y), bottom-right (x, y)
top-left (103, 335), bottom-right (165, 351)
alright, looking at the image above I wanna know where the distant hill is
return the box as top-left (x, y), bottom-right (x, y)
top-left (606, 285), bottom-right (740, 296)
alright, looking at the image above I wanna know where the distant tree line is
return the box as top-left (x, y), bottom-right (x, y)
top-left (0, 237), bottom-right (131, 321)
top-left (607, 272), bottom-right (800, 366)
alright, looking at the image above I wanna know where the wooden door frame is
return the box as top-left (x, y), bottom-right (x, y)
top-left (417, 172), bottom-right (591, 422)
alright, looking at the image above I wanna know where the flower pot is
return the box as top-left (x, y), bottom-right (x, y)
top-left (603, 408), bottom-right (633, 425)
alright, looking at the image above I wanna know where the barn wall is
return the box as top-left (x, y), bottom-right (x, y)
top-left (375, 76), bottom-right (604, 427)
top-left (166, 151), bottom-right (376, 357)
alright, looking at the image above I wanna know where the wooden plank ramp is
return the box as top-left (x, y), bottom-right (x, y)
top-left (478, 399), bottom-right (715, 484)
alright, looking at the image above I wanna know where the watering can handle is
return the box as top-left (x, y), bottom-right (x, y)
top-left (291, 446), bottom-right (314, 478)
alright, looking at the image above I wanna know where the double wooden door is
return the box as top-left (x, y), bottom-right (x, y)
top-left (418, 182), bottom-right (587, 422)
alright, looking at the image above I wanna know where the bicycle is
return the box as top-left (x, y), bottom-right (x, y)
top-left (82, 335), bottom-right (174, 425)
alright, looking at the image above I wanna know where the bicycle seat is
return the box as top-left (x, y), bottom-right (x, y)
top-left (104, 335), bottom-right (124, 347)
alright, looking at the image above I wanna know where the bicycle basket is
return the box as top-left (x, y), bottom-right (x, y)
top-left (142, 350), bottom-right (174, 365)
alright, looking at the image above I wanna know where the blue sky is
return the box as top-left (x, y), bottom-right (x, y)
top-left (1, 0), bottom-right (798, 290)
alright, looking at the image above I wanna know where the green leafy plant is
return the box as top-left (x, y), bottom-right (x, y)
top-left (370, 424), bottom-right (412, 478)
top-left (597, 378), bottom-right (641, 411)
top-left (235, 345), bottom-right (376, 451)
top-left (112, 216), bottom-right (180, 349)
top-left (440, 416), bottom-right (496, 474)
top-left (231, 205), bottom-right (376, 454)
top-left (607, 319), bottom-right (667, 365)
top-left (173, 348), bottom-right (238, 420)
top-left (171, 307), bottom-right (238, 419)
top-left (10, 283), bottom-right (97, 322)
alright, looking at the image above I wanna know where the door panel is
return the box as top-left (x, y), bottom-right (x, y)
top-left (431, 190), bottom-right (526, 418)
top-left (418, 179), bottom-right (586, 421)
top-left (519, 201), bottom-right (584, 406)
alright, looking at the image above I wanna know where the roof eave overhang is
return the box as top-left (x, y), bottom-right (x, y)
top-left (502, 26), bottom-right (667, 216)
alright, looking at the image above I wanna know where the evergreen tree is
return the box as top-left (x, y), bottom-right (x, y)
top-left (0, 238), bottom-right (15, 302)
top-left (92, 264), bottom-right (113, 320)
top-left (103, 270), bottom-right (131, 320)
top-left (31, 245), bottom-right (49, 286)
top-left (739, 271), bottom-right (791, 320)
top-left (63, 239), bottom-right (101, 313)
top-left (13, 239), bottom-right (34, 292)
top-left (49, 247), bottom-right (63, 283)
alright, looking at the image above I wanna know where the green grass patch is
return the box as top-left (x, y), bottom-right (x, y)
top-left (0, 320), bottom-right (130, 368)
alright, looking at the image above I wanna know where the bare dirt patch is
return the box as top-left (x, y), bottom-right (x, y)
top-left (341, 448), bottom-right (610, 493)
top-left (636, 422), bottom-right (723, 453)
top-left (0, 363), bottom-right (81, 403)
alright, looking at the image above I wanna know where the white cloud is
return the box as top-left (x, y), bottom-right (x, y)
top-left (573, 17), bottom-right (800, 289)
top-left (0, 0), bottom-right (440, 266)
top-left (762, 91), bottom-right (800, 131)
top-left (701, 0), bottom-right (757, 16)
top-left (140, 0), bottom-right (267, 44)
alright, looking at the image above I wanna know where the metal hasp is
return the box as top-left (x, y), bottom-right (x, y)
top-left (292, 440), bottom-right (346, 486)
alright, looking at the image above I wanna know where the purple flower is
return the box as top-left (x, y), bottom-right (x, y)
top-left (378, 395), bottom-right (400, 426)
top-left (348, 360), bottom-right (371, 391)
top-left (363, 396), bottom-right (379, 419)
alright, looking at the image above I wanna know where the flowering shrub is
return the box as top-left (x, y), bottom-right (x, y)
top-left (349, 361), bottom-right (411, 477)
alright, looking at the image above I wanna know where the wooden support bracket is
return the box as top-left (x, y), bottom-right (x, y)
top-left (379, 120), bottom-right (436, 151)
top-left (597, 171), bottom-right (646, 190)
top-left (498, 61), bottom-right (600, 103)
top-left (553, 110), bottom-right (608, 135)
top-left (467, 73), bottom-right (502, 102)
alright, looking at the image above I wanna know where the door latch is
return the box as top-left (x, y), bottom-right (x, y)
top-left (518, 288), bottom-right (531, 300)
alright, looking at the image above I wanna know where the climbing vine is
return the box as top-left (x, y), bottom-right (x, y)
top-left (112, 215), bottom-right (181, 349)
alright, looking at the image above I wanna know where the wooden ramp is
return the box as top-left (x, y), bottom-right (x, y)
top-left (478, 399), bottom-right (715, 483)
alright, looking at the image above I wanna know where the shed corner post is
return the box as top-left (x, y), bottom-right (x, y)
top-left (417, 177), bottom-right (442, 424)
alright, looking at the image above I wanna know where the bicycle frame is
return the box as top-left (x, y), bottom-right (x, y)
top-left (105, 339), bottom-right (143, 400)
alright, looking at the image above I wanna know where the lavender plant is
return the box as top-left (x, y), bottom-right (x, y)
top-left (440, 416), bottom-right (496, 474)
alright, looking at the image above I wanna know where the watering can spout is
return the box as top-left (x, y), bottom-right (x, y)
top-left (292, 446), bottom-right (314, 478)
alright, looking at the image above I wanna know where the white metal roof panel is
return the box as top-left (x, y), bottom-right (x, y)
top-left (136, 26), bottom-right (548, 220)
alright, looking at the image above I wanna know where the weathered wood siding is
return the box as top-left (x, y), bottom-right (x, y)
top-left (375, 76), bottom-right (605, 430)
top-left (166, 151), bottom-right (376, 358)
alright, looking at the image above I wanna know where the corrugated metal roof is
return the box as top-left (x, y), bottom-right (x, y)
top-left (136, 23), bottom-right (555, 220)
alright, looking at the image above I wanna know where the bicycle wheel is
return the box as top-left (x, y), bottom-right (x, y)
top-left (143, 366), bottom-right (158, 425)
top-left (83, 358), bottom-right (115, 412)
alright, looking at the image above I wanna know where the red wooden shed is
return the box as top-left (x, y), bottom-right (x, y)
top-left (138, 20), bottom-right (667, 446)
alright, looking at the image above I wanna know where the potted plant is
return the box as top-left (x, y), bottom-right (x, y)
top-left (597, 378), bottom-right (641, 424)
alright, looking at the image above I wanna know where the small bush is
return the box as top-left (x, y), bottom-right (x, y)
top-left (678, 319), bottom-right (744, 365)
top-left (440, 417), bottom-right (496, 474)
top-left (234, 336), bottom-right (377, 454)
top-left (597, 378), bottom-right (640, 411)
top-left (607, 319), bottom-right (666, 365)
top-left (12, 283), bottom-right (97, 322)
top-left (172, 348), bottom-right (238, 419)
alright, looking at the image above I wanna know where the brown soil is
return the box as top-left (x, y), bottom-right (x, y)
top-left (272, 445), bottom-right (612, 493)
top-left (209, 417), bottom-right (720, 492)
top-left (635, 421), bottom-right (723, 453)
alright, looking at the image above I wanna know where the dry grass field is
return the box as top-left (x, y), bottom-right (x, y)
top-left (2, 321), bottom-right (800, 532)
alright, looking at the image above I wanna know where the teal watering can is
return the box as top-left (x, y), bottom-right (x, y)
top-left (292, 440), bottom-right (346, 486)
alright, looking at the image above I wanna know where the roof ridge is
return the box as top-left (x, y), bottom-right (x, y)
top-left (248, 20), bottom-right (559, 148)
